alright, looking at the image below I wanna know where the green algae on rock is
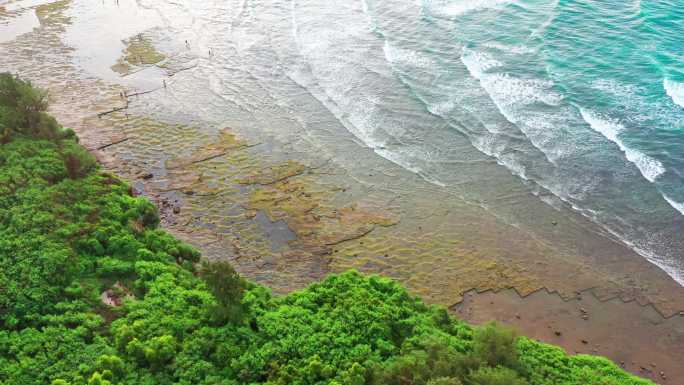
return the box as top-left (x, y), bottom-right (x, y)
top-left (35, 0), bottom-right (71, 26)
top-left (111, 33), bottom-right (166, 75)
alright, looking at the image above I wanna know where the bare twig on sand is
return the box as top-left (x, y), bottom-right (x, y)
top-left (97, 105), bottom-right (128, 118)
top-left (167, 63), bottom-right (198, 77)
top-left (94, 137), bottom-right (130, 151)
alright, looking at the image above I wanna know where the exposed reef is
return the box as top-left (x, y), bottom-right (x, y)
top-left (111, 33), bottom-right (166, 75)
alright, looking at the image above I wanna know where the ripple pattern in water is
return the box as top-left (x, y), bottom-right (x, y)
top-left (133, 0), bottom-right (684, 282)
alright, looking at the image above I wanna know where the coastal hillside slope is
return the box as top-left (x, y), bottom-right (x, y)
top-left (0, 73), bottom-right (653, 385)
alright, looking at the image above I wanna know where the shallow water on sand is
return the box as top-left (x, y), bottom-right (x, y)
top-left (100, 0), bottom-right (684, 284)
top-left (1, 0), bottom-right (684, 317)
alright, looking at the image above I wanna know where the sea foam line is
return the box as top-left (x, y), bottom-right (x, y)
top-left (664, 195), bottom-right (684, 216)
top-left (664, 78), bottom-right (684, 108)
top-left (425, 0), bottom-right (512, 18)
top-left (579, 108), bottom-right (665, 183)
top-left (460, 47), bottom-right (564, 165)
top-left (383, 41), bottom-right (434, 70)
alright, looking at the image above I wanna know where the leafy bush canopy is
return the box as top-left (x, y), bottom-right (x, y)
top-left (0, 74), bottom-right (653, 385)
top-left (0, 73), bottom-right (76, 143)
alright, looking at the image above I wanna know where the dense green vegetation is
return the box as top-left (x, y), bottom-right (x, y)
top-left (0, 73), bottom-right (653, 385)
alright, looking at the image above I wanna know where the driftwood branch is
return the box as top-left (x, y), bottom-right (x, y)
top-left (95, 137), bottom-right (130, 151)
top-left (126, 88), bottom-right (159, 98)
top-left (97, 106), bottom-right (128, 118)
top-left (324, 227), bottom-right (375, 246)
top-left (120, 65), bottom-right (154, 78)
top-left (168, 64), bottom-right (198, 77)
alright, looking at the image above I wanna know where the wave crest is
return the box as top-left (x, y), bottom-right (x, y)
top-left (580, 108), bottom-right (665, 183)
top-left (664, 78), bottom-right (684, 108)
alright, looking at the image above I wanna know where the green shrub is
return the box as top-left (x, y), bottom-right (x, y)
top-left (469, 366), bottom-right (528, 385)
top-left (426, 378), bottom-right (462, 385)
top-left (0, 72), bottom-right (66, 141)
top-left (96, 257), bottom-right (135, 277)
top-left (371, 336), bottom-right (472, 385)
top-left (472, 322), bottom-right (519, 369)
top-left (199, 261), bottom-right (248, 324)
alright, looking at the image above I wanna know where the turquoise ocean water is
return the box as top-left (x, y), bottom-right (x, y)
top-left (361, 0), bottom-right (684, 280)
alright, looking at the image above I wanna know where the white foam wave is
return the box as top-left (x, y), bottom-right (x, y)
top-left (664, 78), bottom-right (684, 108)
top-left (482, 42), bottom-right (536, 55)
top-left (361, 0), bottom-right (369, 14)
top-left (383, 41), bottom-right (434, 69)
top-left (461, 47), bottom-right (565, 164)
top-left (579, 108), bottom-right (665, 183)
top-left (428, 0), bottom-right (511, 18)
top-left (460, 48), bottom-right (502, 77)
top-left (461, 48), bottom-right (562, 108)
top-left (426, 100), bottom-right (456, 116)
top-left (480, 74), bottom-right (562, 107)
top-left (609, 231), bottom-right (684, 287)
top-left (664, 195), bottom-right (684, 216)
top-left (592, 79), bottom-right (639, 98)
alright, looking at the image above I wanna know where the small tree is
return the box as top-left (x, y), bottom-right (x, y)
top-left (0, 105), bottom-right (20, 143)
top-left (145, 335), bottom-right (177, 370)
top-left (0, 73), bottom-right (48, 134)
top-left (472, 322), bottom-right (519, 369)
top-left (199, 261), bottom-right (247, 324)
top-left (0, 73), bottom-right (76, 142)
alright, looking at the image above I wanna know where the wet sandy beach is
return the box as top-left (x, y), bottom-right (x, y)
top-left (1, 0), bottom-right (683, 382)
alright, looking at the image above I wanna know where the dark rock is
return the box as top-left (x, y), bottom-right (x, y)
top-left (581, 339), bottom-right (588, 344)
top-left (142, 173), bottom-right (153, 180)
top-left (173, 206), bottom-right (181, 214)
top-left (554, 331), bottom-right (562, 336)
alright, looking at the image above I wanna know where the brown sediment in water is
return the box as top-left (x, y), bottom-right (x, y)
top-left (1, 2), bottom-right (684, 382)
